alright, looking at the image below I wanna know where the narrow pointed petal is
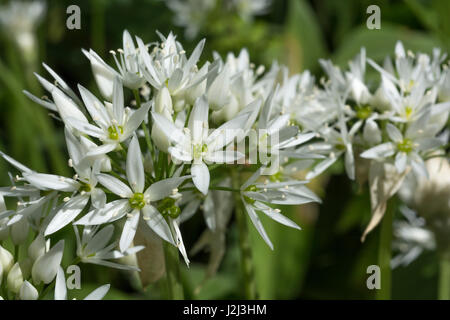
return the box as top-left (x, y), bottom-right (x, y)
top-left (96, 174), bottom-right (133, 198)
top-left (191, 162), bottom-right (210, 195)
top-left (126, 136), bottom-right (145, 193)
top-left (145, 176), bottom-right (191, 201)
top-left (45, 195), bottom-right (90, 236)
top-left (83, 284), bottom-right (110, 300)
top-left (119, 211), bottom-right (140, 252)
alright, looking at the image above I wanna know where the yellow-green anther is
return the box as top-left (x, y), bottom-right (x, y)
top-left (193, 143), bottom-right (207, 159)
top-left (397, 138), bottom-right (414, 153)
top-left (356, 105), bottom-right (372, 120)
top-left (108, 125), bottom-right (124, 140)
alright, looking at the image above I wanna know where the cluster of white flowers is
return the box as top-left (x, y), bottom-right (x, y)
top-left (0, 30), bottom-right (448, 299)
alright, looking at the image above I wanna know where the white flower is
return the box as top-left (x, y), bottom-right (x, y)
top-left (19, 281), bottom-right (39, 300)
top-left (240, 168), bottom-right (320, 249)
top-left (66, 78), bottom-right (150, 155)
top-left (74, 225), bottom-right (144, 271)
top-left (152, 96), bottom-right (250, 195)
top-left (83, 30), bottom-right (145, 100)
top-left (75, 136), bottom-right (190, 254)
top-left (7, 263), bottom-right (24, 294)
top-left (0, 245), bottom-right (14, 274)
top-left (361, 115), bottom-right (444, 176)
top-left (138, 32), bottom-right (206, 98)
top-left (306, 116), bottom-right (359, 180)
top-left (391, 206), bottom-right (435, 268)
top-left (43, 130), bottom-right (108, 235)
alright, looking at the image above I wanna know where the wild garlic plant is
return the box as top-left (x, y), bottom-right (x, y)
top-left (0, 30), bottom-right (448, 300)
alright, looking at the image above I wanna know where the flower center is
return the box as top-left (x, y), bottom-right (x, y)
top-left (404, 106), bottom-right (413, 120)
top-left (356, 105), bottom-right (372, 120)
top-left (193, 143), bottom-right (208, 159)
top-left (157, 197), bottom-right (181, 219)
top-left (107, 125), bottom-right (124, 140)
top-left (397, 138), bottom-right (414, 153)
top-left (129, 193), bottom-right (146, 209)
top-left (79, 182), bottom-right (92, 193)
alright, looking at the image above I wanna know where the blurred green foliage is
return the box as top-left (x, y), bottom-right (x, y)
top-left (0, 0), bottom-right (446, 299)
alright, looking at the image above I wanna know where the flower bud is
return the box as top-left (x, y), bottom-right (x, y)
top-left (32, 240), bottom-right (64, 285)
top-left (363, 119), bottom-right (381, 145)
top-left (11, 217), bottom-right (29, 245)
top-left (211, 95), bottom-right (239, 123)
top-left (155, 87), bottom-right (173, 117)
top-left (151, 123), bottom-right (171, 153)
top-left (19, 280), bottom-right (38, 300)
top-left (7, 262), bottom-right (23, 294)
top-left (185, 64), bottom-right (208, 105)
top-left (207, 66), bottom-right (230, 111)
top-left (28, 233), bottom-right (46, 263)
top-left (0, 245), bottom-right (14, 274)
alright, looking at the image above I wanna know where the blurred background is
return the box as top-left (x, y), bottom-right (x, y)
top-left (0, 0), bottom-right (449, 299)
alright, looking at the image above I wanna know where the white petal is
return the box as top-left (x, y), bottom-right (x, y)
top-left (145, 176), bottom-right (191, 201)
top-left (305, 156), bottom-right (339, 180)
top-left (386, 123), bottom-right (403, 143)
top-left (151, 112), bottom-right (186, 145)
top-left (78, 84), bottom-right (110, 128)
top-left (126, 136), bottom-right (145, 193)
top-left (84, 49), bottom-right (117, 100)
top-left (23, 173), bottom-right (80, 192)
top-left (123, 102), bottom-right (152, 139)
top-left (97, 174), bottom-right (133, 198)
top-left (45, 195), bottom-right (90, 236)
top-left (83, 284), bottom-right (110, 300)
top-left (206, 113), bottom-right (249, 151)
top-left (0, 151), bottom-right (33, 173)
top-left (75, 200), bottom-right (129, 225)
top-left (86, 143), bottom-right (117, 157)
top-left (189, 96), bottom-right (209, 144)
top-left (91, 188), bottom-right (107, 209)
top-left (243, 201), bottom-right (273, 250)
top-left (142, 205), bottom-right (174, 244)
top-left (54, 267), bottom-right (67, 300)
top-left (32, 240), bottom-right (64, 285)
top-left (119, 211), bottom-right (140, 252)
top-left (257, 203), bottom-right (301, 230)
top-left (360, 142), bottom-right (396, 159)
top-left (52, 87), bottom-right (87, 124)
top-left (395, 152), bottom-right (408, 173)
top-left (191, 162), bottom-right (210, 195)
top-left (113, 77), bottom-right (125, 125)
top-left (66, 117), bottom-right (105, 139)
top-left (84, 224), bottom-right (114, 254)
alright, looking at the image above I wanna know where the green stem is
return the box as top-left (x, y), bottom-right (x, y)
top-left (163, 241), bottom-right (184, 300)
top-left (439, 253), bottom-right (450, 300)
top-left (231, 168), bottom-right (257, 299)
top-left (376, 198), bottom-right (395, 300)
